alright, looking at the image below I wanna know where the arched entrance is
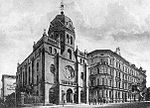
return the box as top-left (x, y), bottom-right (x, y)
top-left (49, 88), bottom-right (55, 104)
top-left (66, 89), bottom-right (73, 103)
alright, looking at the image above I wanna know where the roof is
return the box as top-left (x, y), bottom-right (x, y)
top-left (2, 75), bottom-right (16, 81)
top-left (88, 49), bottom-right (146, 75)
top-left (48, 13), bottom-right (75, 35)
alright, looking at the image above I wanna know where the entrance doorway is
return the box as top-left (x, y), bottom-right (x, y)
top-left (66, 89), bottom-right (73, 103)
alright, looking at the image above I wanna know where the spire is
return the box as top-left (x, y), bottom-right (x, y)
top-left (60, 0), bottom-right (64, 15)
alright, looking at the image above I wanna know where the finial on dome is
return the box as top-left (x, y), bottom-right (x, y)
top-left (60, 0), bottom-right (64, 15)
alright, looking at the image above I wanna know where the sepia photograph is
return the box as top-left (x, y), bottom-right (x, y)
top-left (0, 0), bottom-right (150, 108)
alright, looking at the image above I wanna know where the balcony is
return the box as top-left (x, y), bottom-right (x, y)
top-left (90, 85), bottom-right (109, 90)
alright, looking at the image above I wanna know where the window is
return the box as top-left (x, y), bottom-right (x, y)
top-left (37, 62), bottom-right (39, 72)
top-left (122, 82), bottom-right (124, 89)
top-left (118, 92), bottom-right (120, 99)
top-left (91, 80), bottom-right (94, 86)
top-left (83, 60), bottom-right (85, 64)
top-left (54, 48), bottom-right (57, 54)
top-left (102, 78), bottom-right (105, 85)
top-left (80, 59), bottom-right (82, 64)
top-left (109, 91), bottom-right (112, 98)
top-left (119, 82), bottom-right (120, 88)
top-left (37, 75), bottom-right (39, 84)
top-left (49, 47), bottom-right (52, 53)
top-left (51, 33), bottom-right (54, 38)
top-left (119, 72), bottom-right (120, 78)
top-left (54, 33), bottom-right (59, 40)
top-left (97, 67), bottom-right (99, 74)
top-left (67, 34), bottom-right (69, 43)
top-left (110, 80), bottom-right (112, 86)
top-left (97, 78), bottom-right (99, 85)
top-left (68, 49), bottom-right (72, 59)
top-left (70, 36), bottom-right (73, 44)
top-left (36, 90), bottom-right (39, 96)
top-left (28, 67), bottom-right (30, 84)
top-left (106, 79), bottom-right (108, 85)
top-left (81, 72), bottom-right (84, 79)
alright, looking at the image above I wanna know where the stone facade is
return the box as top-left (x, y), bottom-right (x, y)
top-left (88, 50), bottom-right (146, 103)
top-left (16, 11), bottom-right (89, 106)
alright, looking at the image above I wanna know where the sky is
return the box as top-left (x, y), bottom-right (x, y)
top-left (0, 0), bottom-right (150, 88)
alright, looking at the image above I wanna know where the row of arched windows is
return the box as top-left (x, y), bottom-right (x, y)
top-left (49, 46), bottom-right (57, 55)
top-left (17, 61), bottom-right (40, 87)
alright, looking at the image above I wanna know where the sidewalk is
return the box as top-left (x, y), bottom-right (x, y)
top-left (23, 103), bottom-right (116, 108)
top-left (22, 101), bottom-right (149, 108)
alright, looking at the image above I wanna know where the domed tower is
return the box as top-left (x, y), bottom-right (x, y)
top-left (47, 3), bottom-right (75, 56)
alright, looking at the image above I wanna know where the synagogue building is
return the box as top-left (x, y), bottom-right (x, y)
top-left (16, 5), bottom-right (89, 105)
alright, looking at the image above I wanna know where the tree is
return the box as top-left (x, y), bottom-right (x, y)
top-left (145, 87), bottom-right (150, 101)
top-left (4, 92), bottom-right (16, 107)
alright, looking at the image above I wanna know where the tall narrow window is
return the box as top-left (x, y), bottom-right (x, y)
top-left (67, 34), bottom-right (69, 43)
top-left (97, 78), bottom-right (99, 85)
top-left (22, 71), bottom-right (25, 85)
top-left (110, 80), bottom-right (112, 86)
top-left (20, 67), bottom-right (22, 84)
top-left (70, 36), bottom-right (73, 44)
top-left (24, 65), bottom-right (27, 85)
top-left (37, 62), bottom-right (39, 72)
top-left (106, 79), bottom-right (108, 85)
top-left (68, 49), bottom-right (72, 59)
top-left (28, 67), bottom-right (30, 84)
top-left (54, 48), bottom-right (57, 54)
top-left (102, 78), bottom-right (104, 85)
top-left (37, 75), bottom-right (39, 84)
top-left (49, 47), bottom-right (52, 53)
top-left (97, 67), bottom-right (99, 74)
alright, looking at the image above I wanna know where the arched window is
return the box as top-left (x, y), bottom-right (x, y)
top-left (80, 59), bottom-right (82, 64)
top-left (66, 89), bottom-right (73, 103)
top-left (51, 34), bottom-right (54, 38)
top-left (70, 36), bottom-right (73, 45)
top-left (37, 62), bottom-right (39, 72)
top-left (81, 72), bottom-right (84, 79)
top-left (97, 67), bottom-right (99, 74)
top-left (28, 67), bottom-right (30, 84)
top-left (49, 47), bottom-right (52, 53)
top-left (54, 48), bottom-right (57, 54)
top-left (68, 49), bottom-right (72, 59)
top-left (67, 34), bottom-right (69, 43)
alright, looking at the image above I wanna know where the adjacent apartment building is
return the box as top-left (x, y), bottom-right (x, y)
top-left (87, 49), bottom-right (146, 103)
top-left (1, 75), bottom-right (16, 101)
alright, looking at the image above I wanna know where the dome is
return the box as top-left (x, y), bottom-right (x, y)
top-left (48, 13), bottom-right (75, 33)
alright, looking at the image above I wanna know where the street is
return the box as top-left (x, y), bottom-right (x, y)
top-left (24, 101), bottom-right (150, 108)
